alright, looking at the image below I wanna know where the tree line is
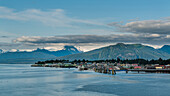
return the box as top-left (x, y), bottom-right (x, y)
top-left (35, 58), bottom-right (170, 65)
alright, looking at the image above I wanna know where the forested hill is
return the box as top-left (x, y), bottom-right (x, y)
top-left (58, 43), bottom-right (170, 60)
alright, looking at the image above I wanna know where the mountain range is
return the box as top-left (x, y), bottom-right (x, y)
top-left (58, 43), bottom-right (170, 60)
top-left (0, 46), bottom-right (82, 64)
top-left (0, 43), bottom-right (170, 64)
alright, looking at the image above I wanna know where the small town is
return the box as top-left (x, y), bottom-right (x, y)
top-left (31, 58), bottom-right (170, 74)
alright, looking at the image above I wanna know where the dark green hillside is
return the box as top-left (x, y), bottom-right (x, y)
top-left (58, 43), bottom-right (170, 60)
top-left (159, 45), bottom-right (170, 54)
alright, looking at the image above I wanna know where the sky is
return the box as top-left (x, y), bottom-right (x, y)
top-left (0, 0), bottom-right (170, 51)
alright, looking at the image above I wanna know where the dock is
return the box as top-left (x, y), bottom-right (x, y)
top-left (93, 68), bottom-right (116, 75)
top-left (31, 64), bottom-right (76, 68)
top-left (126, 69), bottom-right (170, 73)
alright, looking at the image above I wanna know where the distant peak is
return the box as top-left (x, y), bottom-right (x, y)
top-left (107, 43), bottom-right (146, 49)
top-left (63, 45), bottom-right (79, 52)
top-left (0, 49), bottom-right (3, 53)
top-left (159, 45), bottom-right (170, 54)
top-left (33, 48), bottom-right (49, 52)
top-left (115, 43), bottom-right (143, 46)
top-left (162, 45), bottom-right (170, 48)
top-left (113, 43), bottom-right (126, 47)
top-left (116, 43), bottom-right (125, 45)
top-left (64, 45), bottom-right (76, 49)
top-left (63, 45), bottom-right (83, 53)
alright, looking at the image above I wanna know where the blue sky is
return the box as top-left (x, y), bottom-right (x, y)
top-left (1, 0), bottom-right (169, 19)
top-left (0, 0), bottom-right (170, 51)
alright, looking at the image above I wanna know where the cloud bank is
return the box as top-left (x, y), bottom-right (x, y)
top-left (108, 18), bottom-right (170, 35)
top-left (13, 34), bottom-right (170, 45)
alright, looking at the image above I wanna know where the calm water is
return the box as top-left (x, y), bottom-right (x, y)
top-left (0, 64), bottom-right (170, 96)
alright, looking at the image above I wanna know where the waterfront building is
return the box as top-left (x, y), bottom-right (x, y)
top-left (134, 66), bottom-right (142, 69)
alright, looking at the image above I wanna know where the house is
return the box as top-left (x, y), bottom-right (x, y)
top-left (155, 67), bottom-right (163, 69)
top-left (114, 66), bottom-right (120, 70)
top-left (131, 64), bottom-right (138, 67)
top-left (146, 66), bottom-right (156, 69)
top-left (155, 65), bottom-right (166, 69)
top-left (166, 66), bottom-right (170, 69)
top-left (134, 66), bottom-right (141, 69)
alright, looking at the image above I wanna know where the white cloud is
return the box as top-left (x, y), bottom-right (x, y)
top-left (166, 35), bottom-right (170, 38)
top-left (149, 34), bottom-right (160, 37)
top-left (108, 18), bottom-right (170, 35)
top-left (0, 6), bottom-right (105, 28)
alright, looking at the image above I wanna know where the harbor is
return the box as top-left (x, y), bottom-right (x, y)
top-left (126, 69), bottom-right (170, 73)
top-left (31, 61), bottom-right (170, 74)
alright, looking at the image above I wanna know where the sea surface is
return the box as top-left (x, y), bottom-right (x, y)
top-left (0, 64), bottom-right (170, 96)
